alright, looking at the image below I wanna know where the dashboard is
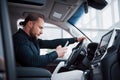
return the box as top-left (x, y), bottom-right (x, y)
top-left (92, 29), bottom-right (117, 63)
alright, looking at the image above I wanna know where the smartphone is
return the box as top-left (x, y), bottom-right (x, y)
top-left (64, 41), bottom-right (69, 47)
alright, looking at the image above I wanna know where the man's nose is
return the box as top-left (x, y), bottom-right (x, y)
top-left (40, 30), bottom-right (43, 34)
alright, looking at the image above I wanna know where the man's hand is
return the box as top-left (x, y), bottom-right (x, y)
top-left (77, 37), bottom-right (86, 42)
top-left (56, 45), bottom-right (67, 58)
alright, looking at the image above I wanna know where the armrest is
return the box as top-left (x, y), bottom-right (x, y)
top-left (16, 67), bottom-right (51, 78)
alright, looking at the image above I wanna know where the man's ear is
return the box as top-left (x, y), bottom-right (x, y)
top-left (27, 21), bottom-right (33, 28)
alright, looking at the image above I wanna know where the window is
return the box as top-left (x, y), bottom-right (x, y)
top-left (39, 23), bottom-right (72, 39)
top-left (114, 0), bottom-right (119, 23)
top-left (17, 18), bottom-right (24, 29)
top-left (102, 6), bottom-right (112, 29)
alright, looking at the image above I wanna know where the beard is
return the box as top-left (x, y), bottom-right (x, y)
top-left (30, 33), bottom-right (37, 39)
top-left (29, 28), bottom-right (38, 40)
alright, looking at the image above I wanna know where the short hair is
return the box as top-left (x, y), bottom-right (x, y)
top-left (19, 13), bottom-right (44, 27)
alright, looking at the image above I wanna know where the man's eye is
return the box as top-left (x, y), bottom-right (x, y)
top-left (39, 26), bottom-right (43, 29)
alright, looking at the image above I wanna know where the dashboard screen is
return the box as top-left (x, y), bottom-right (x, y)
top-left (98, 30), bottom-right (113, 53)
top-left (92, 30), bottom-right (113, 62)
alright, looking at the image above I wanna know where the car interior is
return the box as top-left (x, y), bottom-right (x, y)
top-left (1, 0), bottom-right (120, 80)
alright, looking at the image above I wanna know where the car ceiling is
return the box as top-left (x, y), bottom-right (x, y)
top-left (8, 0), bottom-right (83, 34)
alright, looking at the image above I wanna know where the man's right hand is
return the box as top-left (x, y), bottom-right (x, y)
top-left (56, 45), bottom-right (67, 58)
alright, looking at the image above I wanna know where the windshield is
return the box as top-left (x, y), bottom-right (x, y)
top-left (68, 0), bottom-right (120, 43)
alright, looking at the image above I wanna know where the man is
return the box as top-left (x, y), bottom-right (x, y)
top-left (13, 14), bottom-right (85, 80)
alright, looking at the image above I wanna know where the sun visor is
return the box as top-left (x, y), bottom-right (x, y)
top-left (68, 4), bottom-right (85, 25)
top-left (88, 0), bottom-right (108, 10)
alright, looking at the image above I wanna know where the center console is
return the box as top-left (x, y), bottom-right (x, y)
top-left (85, 28), bottom-right (120, 80)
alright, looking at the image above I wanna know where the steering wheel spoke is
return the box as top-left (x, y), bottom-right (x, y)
top-left (65, 40), bottom-right (86, 67)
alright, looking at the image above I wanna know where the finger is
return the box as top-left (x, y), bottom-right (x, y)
top-left (63, 48), bottom-right (67, 53)
top-left (57, 45), bottom-right (62, 48)
top-left (64, 50), bottom-right (67, 53)
top-left (63, 47), bottom-right (67, 50)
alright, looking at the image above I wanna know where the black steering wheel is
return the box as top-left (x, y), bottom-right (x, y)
top-left (65, 39), bottom-right (85, 67)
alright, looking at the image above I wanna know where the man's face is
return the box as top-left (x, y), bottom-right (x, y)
top-left (30, 18), bottom-right (44, 39)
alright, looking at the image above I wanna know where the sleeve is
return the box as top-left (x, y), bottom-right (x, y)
top-left (38, 38), bottom-right (77, 49)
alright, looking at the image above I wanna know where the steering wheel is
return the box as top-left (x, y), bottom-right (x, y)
top-left (65, 39), bottom-right (86, 67)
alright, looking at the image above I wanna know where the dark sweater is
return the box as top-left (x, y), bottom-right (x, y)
top-left (13, 29), bottom-right (77, 67)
